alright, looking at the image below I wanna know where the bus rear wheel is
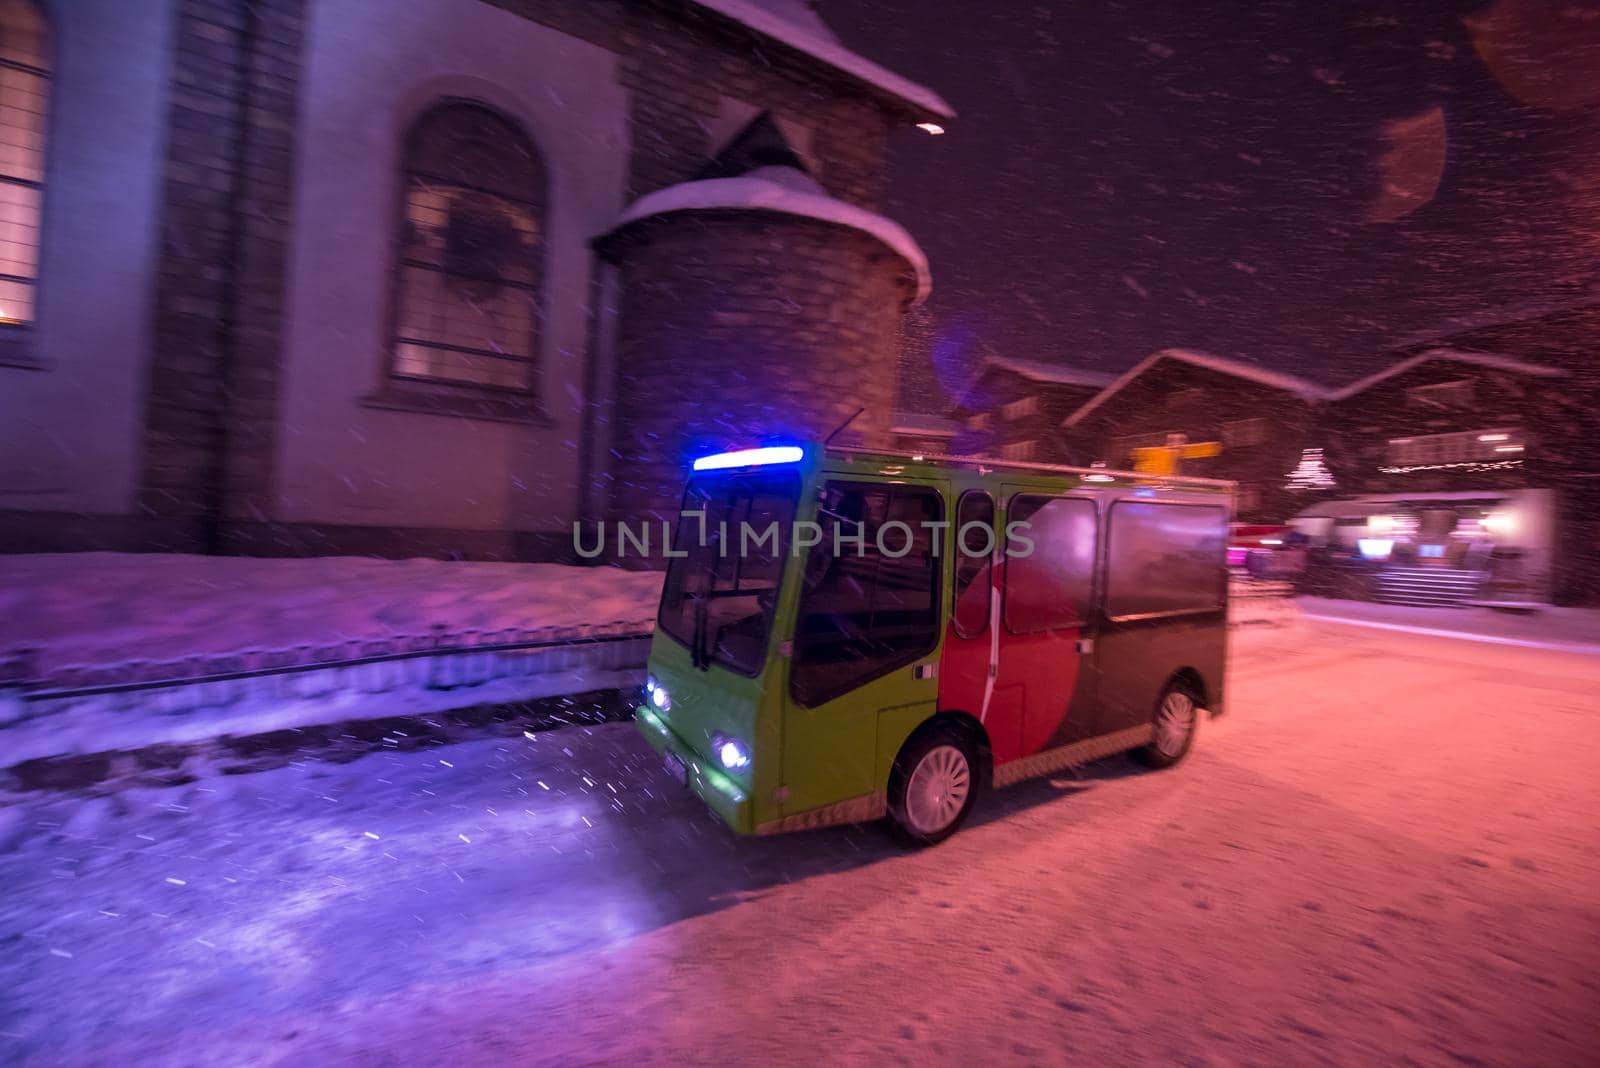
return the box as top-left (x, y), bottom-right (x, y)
top-left (1134, 682), bottom-right (1201, 769)
top-left (887, 729), bottom-right (978, 846)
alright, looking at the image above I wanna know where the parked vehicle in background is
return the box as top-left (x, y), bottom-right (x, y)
top-left (635, 442), bottom-right (1233, 845)
top-left (1228, 523), bottom-right (1309, 580)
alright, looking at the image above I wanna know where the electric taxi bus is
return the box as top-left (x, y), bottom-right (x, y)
top-left (634, 442), bottom-right (1231, 845)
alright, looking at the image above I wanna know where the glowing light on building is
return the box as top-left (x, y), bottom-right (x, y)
top-left (1358, 538), bottom-right (1395, 559)
top-left (1483, 512), bottom-right (1517, 536)
top-left (916, 122), bottom-right (945, 135)
top-left (1284, 447), bottom-right (1336, 491)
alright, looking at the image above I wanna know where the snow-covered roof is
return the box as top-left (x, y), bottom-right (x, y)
top-left (1386, 289), bottom-right (1600, 351)
top-left (1329, 348), bottom-right (1568, 401)
top-left (611, 166), bottom-right (932, 303)
top-left (950, 351), bottom-right (1114, 409)
top-left (1063, 348), bottom-right (1332, 429)
top-left (890, 411), bottom-right (960, 436)
top-left (688, 0), bottom-right (955, 119)
top-left (983, 355), bottom-right (1116, 389)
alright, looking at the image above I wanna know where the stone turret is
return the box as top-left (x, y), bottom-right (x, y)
top-left (595, 114), bottom-right (930, 526)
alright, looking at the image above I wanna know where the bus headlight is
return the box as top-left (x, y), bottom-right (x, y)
top-left (648, 679), bottom-right (671, 713)
top-left (712, 733), bottom-right (750, 771)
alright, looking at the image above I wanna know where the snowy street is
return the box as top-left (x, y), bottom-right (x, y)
top-left (2, 621), bottom-right (1597, 1067)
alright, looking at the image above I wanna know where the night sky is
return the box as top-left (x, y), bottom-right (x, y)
top-left (817, 0), bottom-right (1600, 409)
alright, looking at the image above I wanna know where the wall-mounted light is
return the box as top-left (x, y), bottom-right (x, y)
top-left (916, 122), bottom-right (945, 135)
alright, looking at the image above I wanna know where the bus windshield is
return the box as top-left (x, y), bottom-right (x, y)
top-left (658, 469), bottom-right (800, 676)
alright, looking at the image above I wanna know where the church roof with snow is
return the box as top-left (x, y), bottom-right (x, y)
top-left (686, 0), bottom-right (954, 120)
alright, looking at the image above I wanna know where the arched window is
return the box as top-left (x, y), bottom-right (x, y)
top-left (0, 0), bottom-right (47, 328)
top-left (391, 101), bottom-right (546, 394)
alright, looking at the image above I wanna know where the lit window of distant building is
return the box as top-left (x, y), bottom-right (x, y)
top-left (1385, 428), bottom-right (1526, 468)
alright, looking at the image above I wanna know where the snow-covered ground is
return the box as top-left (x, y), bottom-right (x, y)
top-left (1299, 595), bottom-right (1600, 652)
top-left (0, 554), bottom-right (663, 682)
top-left (1, 620), bottom-right (1596, 1066)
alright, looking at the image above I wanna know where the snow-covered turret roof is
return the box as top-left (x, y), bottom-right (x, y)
top-left (1063, 348), bottom-right (1332, 428)
top-left (610, 165), bottom-right (932, 304)
top-left (688, 0), bottom-right (954, 120)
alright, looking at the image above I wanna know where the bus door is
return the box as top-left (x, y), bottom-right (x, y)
top-left (782, 479), bottom-right (945, 816)
top-left (993, 491), bottom-right (1101, 757)
top-left (938, 490), bottom-right (1018, 761)
top-left (1092, 500), bottom-right (1229, 737)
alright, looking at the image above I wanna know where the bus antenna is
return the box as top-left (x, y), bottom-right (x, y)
top-left (824, 407), bottom-right (866, 445)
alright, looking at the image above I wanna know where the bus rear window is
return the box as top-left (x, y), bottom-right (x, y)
top-left (658, 470), bottom-right (800, 676)
top-left (1105, 502), bottom-right (1227, 620)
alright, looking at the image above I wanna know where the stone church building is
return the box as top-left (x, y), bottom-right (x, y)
top-left (0, 0), bottom-right (948, 559)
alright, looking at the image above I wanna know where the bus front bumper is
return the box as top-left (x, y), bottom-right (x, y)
top-left (633, 705), bottom-right (754, 834)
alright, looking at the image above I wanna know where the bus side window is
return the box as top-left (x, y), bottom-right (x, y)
top-left (791, 481), bottom-right (943, 707)
top-left (952, 490), bottom-right (993, 638)
top-left (1005, 496), bottom-right (1097, 633)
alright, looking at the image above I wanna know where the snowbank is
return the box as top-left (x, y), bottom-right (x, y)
top-left (0, 553), bottom-right (663, 684)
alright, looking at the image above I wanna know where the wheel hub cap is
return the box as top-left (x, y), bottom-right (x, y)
top-left (1155, 691), bottom-right (1197, 757)
top-left (905, 745), bottom-right (971, 834)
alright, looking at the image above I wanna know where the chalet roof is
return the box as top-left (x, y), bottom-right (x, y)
top-left (1328, 348), bottom-right (1567, 401)
top-left (1062, 348), bottom-right (1331, 429)
top-left (686, 0), bottom-right (954, 120)
top-left (983, 355), bottom-right (1116, 389)
top-left (950, 351), bottom-right (1114, 410)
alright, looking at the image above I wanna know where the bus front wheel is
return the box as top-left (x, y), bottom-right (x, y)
top-left (1134, 682), bottom-right (1201, 769)
top-left (887, 729), bottom-right (978, 846)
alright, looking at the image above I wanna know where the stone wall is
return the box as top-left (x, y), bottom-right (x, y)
top-left (140, 0), bottom-right (307, 549)
top-left (1, 0), bottom-right (913, 559)
top-left (603, 212), bottom-right (913, 526)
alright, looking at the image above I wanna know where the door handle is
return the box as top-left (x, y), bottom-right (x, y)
top-left (1076, 638), bottom-right (1094, 655)
top-left (913, 662), bottom-right (938, 680)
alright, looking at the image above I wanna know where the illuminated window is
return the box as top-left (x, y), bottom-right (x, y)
top-left (391, 101), bottom-right (545, 393)
top-left (0, 0), bottom-right (48, 328)
top-left (1385, 429), bottom-right (1526, 468)
top-left (1001, 395), bottom-right (1040, 421)
top-left (966, 412), bottom-right (991, 430)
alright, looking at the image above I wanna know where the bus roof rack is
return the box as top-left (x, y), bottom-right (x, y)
top-left (822, 444), bottom-right (1237, 490)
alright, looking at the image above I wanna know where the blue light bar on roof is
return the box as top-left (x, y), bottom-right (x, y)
top-left (692, 445), bottom-right (804, 472)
